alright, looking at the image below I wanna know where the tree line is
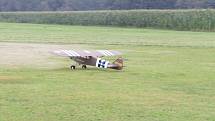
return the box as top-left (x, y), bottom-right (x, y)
top-left (0, 0), bottom-right (214, 11)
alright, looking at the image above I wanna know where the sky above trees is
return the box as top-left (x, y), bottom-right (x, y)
top-left (0, 0), bottom-right (214, 11)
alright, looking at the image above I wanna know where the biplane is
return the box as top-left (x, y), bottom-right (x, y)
top-left (53, 50), bottom-right (123, 70)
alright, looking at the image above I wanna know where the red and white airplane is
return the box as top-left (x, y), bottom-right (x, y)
top-left (53, 50), bottom-right (124, 70)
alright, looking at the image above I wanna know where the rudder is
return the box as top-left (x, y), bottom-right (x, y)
top-left (113, 57), bottom-right (123, 70)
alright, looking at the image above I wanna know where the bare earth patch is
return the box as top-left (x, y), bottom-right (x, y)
top-left (0, 75), bottom-right (26, 84)
top-left (0, 42), bottom-right (85, 69)
top-left (0, 76), bottom-right (21, 80)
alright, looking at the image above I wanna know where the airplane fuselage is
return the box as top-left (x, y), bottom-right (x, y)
top-left (71, 56), bottom-right (123, 70)
top-left (53, 49), bottom-right (123, 70)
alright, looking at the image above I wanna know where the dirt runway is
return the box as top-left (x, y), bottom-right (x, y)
top-left (0, 42), bottom-right (85, 69)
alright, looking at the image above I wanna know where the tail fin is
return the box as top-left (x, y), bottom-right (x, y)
top-left (113, 57), bottom-right (124, 70)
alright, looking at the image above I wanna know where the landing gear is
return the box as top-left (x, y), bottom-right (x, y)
top-left (70, 65), bottom-right (87, 70)
top-left (70, 65), bottom-right (76, 70)
top-left (82, 65), bottom-right (87, 69)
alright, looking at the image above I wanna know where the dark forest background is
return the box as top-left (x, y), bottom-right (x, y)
top-left (0, 0), bottom-right (215, 11)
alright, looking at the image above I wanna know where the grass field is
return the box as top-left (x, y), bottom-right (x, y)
top-left (0, 22), bottom-right (215, 121)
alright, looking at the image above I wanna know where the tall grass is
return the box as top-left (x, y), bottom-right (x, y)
top-left (0, 9), bottom-right (214, 31)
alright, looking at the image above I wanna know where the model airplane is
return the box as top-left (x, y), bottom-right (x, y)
top-left (53, 50), bottom-right (124, 70)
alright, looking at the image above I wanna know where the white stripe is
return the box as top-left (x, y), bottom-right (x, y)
top-left (72, 50), bottom-right (80, 56)
top-left (63, 50), bottom-right (73, 56)
top-left (84, 50), bottom-right (91, 53)
top-left (67, 50), bottom-right (75, 56)
top-left (103, 50), bottom-right (111, 56)
top-left (107, 50), bottom-right (114, 56)
top-left (69, 50), bottom-right (80, 56)
top-left (98, 50), bottom-right (108, 56)
top-left (105, 50), bottom-right (114, 56)
top-left (67, 50), bottom-right (76, 56)
top-left (103, 51), bottom-right (110, 56)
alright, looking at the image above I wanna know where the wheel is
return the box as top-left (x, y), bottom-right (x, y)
top-left (82, 65), bottom-right (87, 69)
top-left (70, 65), bottom-right (76, 70)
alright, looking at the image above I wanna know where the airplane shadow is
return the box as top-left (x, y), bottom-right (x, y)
top-left (51, 67), bottom-right (124, 73)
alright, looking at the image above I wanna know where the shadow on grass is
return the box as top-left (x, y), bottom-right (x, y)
top-left (50, 67), bottom-right (124, 73)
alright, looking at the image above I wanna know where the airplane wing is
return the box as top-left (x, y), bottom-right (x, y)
top-left (53, 50), bottom-right (122, 57)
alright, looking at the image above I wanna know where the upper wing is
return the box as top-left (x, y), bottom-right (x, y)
top-left (95, 50), bottom-right (122, 57)
top-left (53, 50), bottom-right (122, 57)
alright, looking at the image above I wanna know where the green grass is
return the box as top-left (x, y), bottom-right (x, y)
top-left (0, 22), bottom-right (215, 121)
